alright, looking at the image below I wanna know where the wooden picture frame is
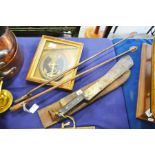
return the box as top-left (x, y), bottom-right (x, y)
top-left (136, 43), bottom-right (152, 122)
top-left (26, 35), bottom-right (83, 90)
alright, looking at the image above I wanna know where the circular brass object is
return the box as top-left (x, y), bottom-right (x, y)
top-left (0, 89), bottom-right (13, 113)
top-left (39, 52), bottom-right (68, 81)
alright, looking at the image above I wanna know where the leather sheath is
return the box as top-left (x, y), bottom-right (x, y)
top-left (136, 43), bottom-right (152, 122)
top-left (38, 70), bottom-right (131, 128)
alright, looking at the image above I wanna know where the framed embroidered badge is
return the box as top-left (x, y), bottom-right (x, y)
top-left (26, 35), bottom-right (83, 90)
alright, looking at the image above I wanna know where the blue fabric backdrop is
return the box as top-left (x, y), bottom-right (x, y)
top-left (113, 38), bottom-right (155, 129)
top-left (1, 37), bottom-right (153, 129)
top-left (0, 37), bottom-right (129, 129)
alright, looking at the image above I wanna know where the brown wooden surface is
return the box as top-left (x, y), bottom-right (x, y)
top-left (38, 70), bottom-right (130, 128)
top-left (136, 43), bottom-right (152, 122)
top-left (151, 39), bottom-right (155, 117)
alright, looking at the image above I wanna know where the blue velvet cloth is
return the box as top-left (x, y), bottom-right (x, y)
top-left (113, 38), bottom-right (155, 129)
top-left (0, 37), bottom-right (140, 129)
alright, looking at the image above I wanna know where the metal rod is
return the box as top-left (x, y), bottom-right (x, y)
top-left (15, 33), bottom-right (135, 104)
top-left (10, 46), bottom-right (137, 112)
